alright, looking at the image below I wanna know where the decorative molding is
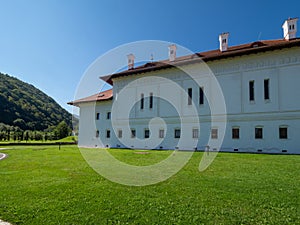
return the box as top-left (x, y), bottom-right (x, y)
top-left (210, 51), bottom-right (300, 75)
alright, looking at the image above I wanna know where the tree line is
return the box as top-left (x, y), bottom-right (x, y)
top-left (0, 121), bottom-right (71, 142)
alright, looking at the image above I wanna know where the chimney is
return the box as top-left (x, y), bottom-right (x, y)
top-left (282, 17), bottom-right (298, 40)
top-left (219, 32), bottom-right (229, 52)
top-left (127, 54), bottom-right (135, 70)
top-left (168, 44), bottom-right (177, 61)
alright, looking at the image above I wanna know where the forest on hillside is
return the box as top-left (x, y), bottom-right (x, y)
top-left (0, 72), bottom-right (74, 139)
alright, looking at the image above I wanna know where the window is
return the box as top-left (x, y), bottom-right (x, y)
top-left (96, 113), bottom-right (100, 120)
top-left (264, 79), bottom-right (270, 100)
top-left (140, 93), bottom-right (144, 109)
top-left (149, 92), bottom-right (153, 109)
top-left (199, 87), bottom-right (204, 105)
top-left (131, 129), bottom-right (136, 138)
top-left (144, 129), bottom-right (150, 139)
top-left (255, 127), bottom-right (263, 139)
top-left (222, 39), bottom-right (226, 44)
top-left (211, 128), bottom-right (218, 139)
top-left (118, 130), bottom-right (122, 138)
top-left (188, 88), bottom-right (192, 105)
top-left (159, 129), bottom-right (164, 138)
top-left (96, 130), bottom-right (99, 138)
top-left (192, 128), bottom-right (199, 139)
top-left (232, 127), bottom-right (240, 139)
top-left (249, 80), bottom-right (255, 101)
top-left (174, 129), bottom-right (181, 138)
top-left (279, 127), bottom-right (288, 139)
top-left (106, 112), bottom-right (111, 120)
top-left (106, 129), bottom-right (110, 138)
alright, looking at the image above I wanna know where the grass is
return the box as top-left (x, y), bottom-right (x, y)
top-left (0, 146), bottom-right (299, 224)
top-left (0, 136), bottom-right (77, 145)
top-left (56, 136), bottom-right (78, 143)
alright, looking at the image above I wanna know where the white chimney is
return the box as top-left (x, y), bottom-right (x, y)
top-left (282, 17), bottom-right (298, 40)
top-left (127, 53), bottom-right (135, 70)
top-left (219, 32), bottom-right (229, 52)
top-left (168, 44), bottom-right (177, 61)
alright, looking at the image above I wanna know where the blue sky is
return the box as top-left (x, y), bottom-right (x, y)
top-left (0, 0), bottom-right (299, 114)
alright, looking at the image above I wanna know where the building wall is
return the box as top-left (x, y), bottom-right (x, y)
top-left (78, 101), bottom-right (112, 148)
top-left (78, 46), bottom-right (300, 154)
top-left (78, 102), bottom-right (97, 147)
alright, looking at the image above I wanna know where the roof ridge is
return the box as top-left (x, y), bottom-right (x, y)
top-left (99, 38), bottom-right (300, 85)
top-left (68, 89), bottom-right (113, 105)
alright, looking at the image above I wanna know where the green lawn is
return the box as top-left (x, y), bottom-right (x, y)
top-left (0, 136), bottom-right (77, 145)
top-left (0, 146), bottom-right (299, 224)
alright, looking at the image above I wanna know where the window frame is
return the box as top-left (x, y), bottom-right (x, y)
top-left (118, 129), bottom-right (122, 138)
top-left (264, 79), bottom-right (270, 100)
top-left (192, 128), bottom-right (199, 139)
top-left (96, 113), bottom-right (100, 120)
top-left (159, 129), bottom-right (164, 138)
top-left (149, 92), bottom-right (153, 109)
top-left (232, 127), bottom-right (240, 139)
top-left (131, 129), bottom-right (136, 138)
top-left (144, 129), bottom-right (150, 139)
top-left (188, 88), bottom-right (192, 105)
top-left (199, 87), bottom-right (204, 105)
top-left (140, 93), bottom-right (144, 110)
top-left (249, 80), bottom-right (255, 101)
top-left (279, 126), bottom-right (288, 139)
top-left (106, 129), bottom-right (111, 138)
top-left (174, 129), bottom-right (181, 139)
top-left (106, 112), bottom-right (111, 120)
top-left (255, 127), bottom-right (263, 139)
top-left (211, 128), bottom-right (218, 139)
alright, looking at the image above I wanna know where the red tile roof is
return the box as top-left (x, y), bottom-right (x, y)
top-left (68, 89), bottom-right (113, 106)
top-left (70, 38), bottom-right (300, 106)
top-left (100, 38), bottom-right (300, 85)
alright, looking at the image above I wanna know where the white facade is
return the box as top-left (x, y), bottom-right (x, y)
top-left (72, 19), bottom-right (300, 154)
top-left (75, 45), bottom-right (300, 154)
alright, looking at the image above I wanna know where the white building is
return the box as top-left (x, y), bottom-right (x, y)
top-left (69, 18), bottom-right (300, 154)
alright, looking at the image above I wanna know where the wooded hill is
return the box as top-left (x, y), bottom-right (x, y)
top-left (0, 72), bottom-right (72, 131)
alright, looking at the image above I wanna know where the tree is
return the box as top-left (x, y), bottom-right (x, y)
top-left (24, 131), bottom-right (29, 142)
top-left (13, 118), bottom-right (26, 130)
top-left (55, 121), bottom-right (70, 140)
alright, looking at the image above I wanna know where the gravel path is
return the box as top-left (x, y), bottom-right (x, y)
top-left (0, 153), bottom-right (7, 161)
top-left (0, 148), bottom-right (9, 161)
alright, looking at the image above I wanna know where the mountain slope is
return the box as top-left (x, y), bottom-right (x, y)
top-left (0, 72), bottom-right (72, 130)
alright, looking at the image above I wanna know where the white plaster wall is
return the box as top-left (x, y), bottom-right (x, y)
top-left (78, 102), bottom-right (99, 147)
top-left (77, 46), bottom-right (300, 153)
top-left (221, 118), bottom-right (300, 154)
